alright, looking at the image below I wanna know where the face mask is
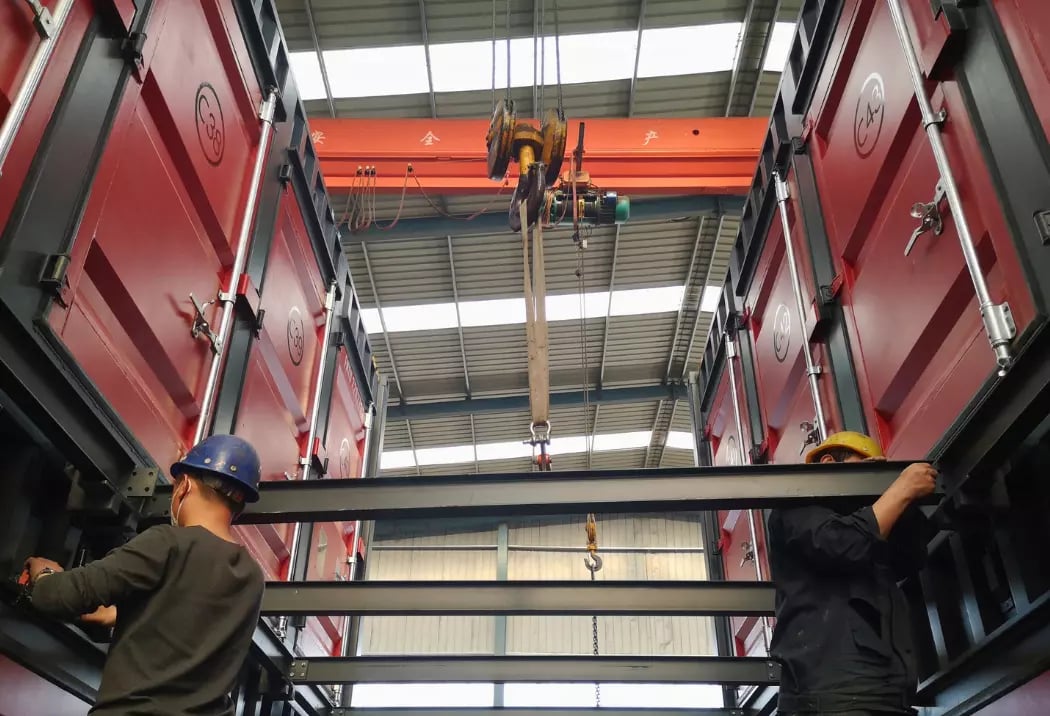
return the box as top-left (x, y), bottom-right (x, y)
top-left (170, 484), bottom-right (185, 527)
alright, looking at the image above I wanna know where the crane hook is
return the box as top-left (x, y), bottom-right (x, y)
top-left (584, 551), bottom-right (603, 573)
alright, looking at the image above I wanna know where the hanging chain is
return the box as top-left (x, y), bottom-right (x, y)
top-left (586, 512), bottom-right (601, 708)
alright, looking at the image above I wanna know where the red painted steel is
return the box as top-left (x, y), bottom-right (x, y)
top-left (0, 0), bottom-right (91, 233)
top-left (309, 117), bottom-right (766, 195)
top-left (993, 0), bottom-right (1050, 147)
top-left (46, 0), bottom-right (266, 473)
top-left (805, 0), bottom-right (1036, 459)
top-left (1, 0), bottom-right (369, 665)
top-left (0, 654), bottom-right (90, 716)
top-left (703, 364), bottom-right (770, 659)
top-left (973, 669), bottom-right (1050, 715)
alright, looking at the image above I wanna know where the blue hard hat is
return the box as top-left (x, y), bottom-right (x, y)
top-left (170, 434), bottom-right (262, 503)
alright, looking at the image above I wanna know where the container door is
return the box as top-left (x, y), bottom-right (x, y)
top-left (993, 0), bottom-right (1050, 145)
top-left (742, 180), bottom-right (842, 464)
top-left (232, 190), bottom-right (327, 581)
top-left (46, 0), bottom-right (264, 472)
top-left (807, 0), bottom-right (1036, 458)
top-left (704, 365), bottom-right (769, 660)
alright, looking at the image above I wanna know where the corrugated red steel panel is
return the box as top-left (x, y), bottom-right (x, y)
top-left (0, 0), bottom-right (92, 233)
top-left (0, 654), bottom-right (89, 716)
top-left (703, 364), bottom-right (769, 659)
top-left (742, 195), bottom-right (843, 463)
top-left (994, 0), bottom-right (1050, 147)
top-left (46, 0), bottom-right (265, 472)
top-left (806, 0), bottom-right (1037, 459)
top-left (972, 669), bottom-right (1050, 715)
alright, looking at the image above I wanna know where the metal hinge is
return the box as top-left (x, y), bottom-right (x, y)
top-left (1035, 210), bottom-right (1050, 245)
top-left (39, 253), bottom-right (71, 307)
top-left (25, 0), bottom-right (55, 38)
top-left (121, 31), bottom-right (147, 67)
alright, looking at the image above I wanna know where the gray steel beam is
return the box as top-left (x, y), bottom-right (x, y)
top-left (329, 705), bottom-right (755, 709)
top-left (342, 196), bottom-right (735, 243)
top-left (145, 461), bottom-right (929, 524)
top-left (626, 0), bottom-right (648, 116)
top-left (302, 0), bottom-right (336, 118)
top-left (289, 656), bottom-right (781, 686)
top-left (418, 0), bottom-right (438, 118)
top-left (259, 581), bottom-right (776, 617)
top-left (388, 384), bottom-right (687, 420)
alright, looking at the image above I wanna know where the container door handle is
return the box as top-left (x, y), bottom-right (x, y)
top-left (905, 181), bottom-right (946, 256)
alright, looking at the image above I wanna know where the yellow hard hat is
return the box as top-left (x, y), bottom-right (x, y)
top-left (804, 430), bottom-right (884, 463)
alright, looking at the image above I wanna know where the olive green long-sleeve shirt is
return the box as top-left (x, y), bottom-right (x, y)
top-left (32, 525), bottom-right (264, 716)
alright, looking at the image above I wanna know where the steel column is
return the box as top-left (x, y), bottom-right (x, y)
top-left (259, 581), bottom-right (776, 617)
top-left (289, 656), bottom-right (781, 686)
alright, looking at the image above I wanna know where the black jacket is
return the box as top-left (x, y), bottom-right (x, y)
top-left (767, 503), bottom-right (932, 714)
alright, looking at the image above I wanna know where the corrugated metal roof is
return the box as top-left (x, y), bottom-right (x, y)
top-left (279, 0), bottom-right (752, 52)
top-left (277, 0), bottom-right (797, 472)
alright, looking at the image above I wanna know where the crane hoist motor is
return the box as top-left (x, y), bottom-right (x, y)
top-left (546, 171), bottom-right (630, 228)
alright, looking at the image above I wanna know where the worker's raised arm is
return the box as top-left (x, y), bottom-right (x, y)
top-left (770, 505), bottom-right (884, 573)
top-left (28, 526), bottom-right (174, 619)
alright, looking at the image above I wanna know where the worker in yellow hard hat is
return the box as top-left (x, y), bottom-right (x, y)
top-left (768, 431), bottom-right (937, 716)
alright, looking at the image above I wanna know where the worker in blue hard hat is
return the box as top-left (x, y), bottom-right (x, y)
top-left (767, 431), bottom-right (938, 716)
top-left (23, 434), bottom-right (266, 716)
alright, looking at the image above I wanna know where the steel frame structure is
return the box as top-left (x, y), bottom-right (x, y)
top-left (4, 2), bottom-right (1050, 716)
top-left (143, 461), bottom-right (929, 524)
top-left (288, 656), bottom-right (781, 687)
top-left (260, 581), bottom-right (776, 617)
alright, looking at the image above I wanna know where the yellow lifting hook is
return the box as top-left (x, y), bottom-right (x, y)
top-left (584, 513), bottom-right (602, 573)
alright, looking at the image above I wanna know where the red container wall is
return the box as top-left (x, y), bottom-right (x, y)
top-left (46, 0), bottom-right (265, 472)
top-left (805, 0), bottom-right (1037, 459)
top-left (742, 191), bottom-right (842, 463)
top-left (993, 0), bottom-right (1050, 147)
top-left (0, 1), bottom-right (92, 233)
top-left (704, 364), bottom-right (769, 658)
top-left (0, 655), bottom-right (89, 716)
top-left (973, 670), bottom-right (1050, 715)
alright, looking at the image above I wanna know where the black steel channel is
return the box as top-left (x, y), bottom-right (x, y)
top-left (789, 144), bottom-right (868, 434)
top-left (0, 602), bottom-right (104, 705)
top-left (251, 619), bottom-right (330, 715)
top-left (0, 8), bottom-right (157, 491)
top-left (289, 656), bottom-right (781, 686)
top-left (259, 581), bottom-right (777, 617)
top-left (328, 710), bottom-right (752, 716)
top-left (931, 2), bottom-right (1050, 481)
top-left (143, 461), bottom-right (934, 524)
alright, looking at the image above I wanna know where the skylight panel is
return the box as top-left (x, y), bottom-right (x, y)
top-left (537, 31), bottom-right (637, 85)
top-left (609, 285), bottom-right (685, 316)
top-left (474, 440), bottom-right (534, 461)
top-left (379, 449), bottom-right (417, 470)
top-left (324, 45), bottom-right (431, 98)
top-left (637, 23), bottom-right (741, 78)
top-left (368, 302), bottom-right (460, 333)
top-left (763, 22), bottom-right (797, 73)
top-left (352, 684), bottom-right (495, 708)
top-left (592, 430), bottom-right (652, 451)
top-left (289, 52), bottom-right (326, 101)
top-left (546, 291), bottom-right (611, 322)
top-left (361, 307), bottom-right (383, 335)
top-left (429, 38), bottom-right (537, 94)
top-left (459, 298), bottom-right (527, 328)
top-left (413, 444), bottom-right (478, 466)
top-left (699, 285), bottom-right (722, 313)
top-left (664, 431), bottom-right (696, 451)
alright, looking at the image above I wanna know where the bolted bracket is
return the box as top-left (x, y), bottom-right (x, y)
top-left (26, 0), bottom-right (55, 38)
top-left (1035, 210), bottom-right (1050, 245)
top-left (123, 467), bottom-right (158, 498)
top-left (39, 253), bottom-right (72, 308)
top-left (289, 659), bottom-right (309, 681)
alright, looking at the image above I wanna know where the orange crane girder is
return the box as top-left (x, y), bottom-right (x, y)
top-left (308, 117), bottom-right (766, 196)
